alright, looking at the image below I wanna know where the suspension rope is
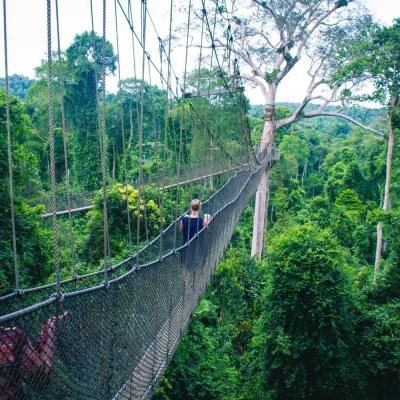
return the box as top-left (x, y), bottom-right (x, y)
top-left (219, 0), bottom-right (258, 163)
top-left (147, 55), bottom-right (166, 260)
top-left (127, 0), bottom-right (141, 161)
top-left (114, 0), bottom-right (133, 247)
top-left (197, 8), bottom-right (205, 95)
top-left (183, 0), bottom-right (192, 93)
top-left (46, 0), bottom-right (61, 294)
top-left (200, 0), bottom-right (257, 164)
top-left (90, 0), bottom-right (108, 178)
top-left (116, 0), bottom-right (242, 167)
top-left (2, 0), bottom-right (19, 291)
top-left (134, 0), bottom-right (147, 257)
top-left (207, 1), bottom-right (219, 186)
top-left (55, 0), bottom-right (77, 277)
top-left (181, 0), bottom-right (192, 169)
top-left (98, 0), bottom-right (111, 280)
top-left (223, 2), bottom-right (258, 164)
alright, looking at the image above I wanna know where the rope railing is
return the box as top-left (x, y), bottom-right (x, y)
top-left (0, 147), bottom-right (278, 312)
top-left (38, 150), bottom-right (252, 217)
top-left (0, 150), bottom-right (273, 400)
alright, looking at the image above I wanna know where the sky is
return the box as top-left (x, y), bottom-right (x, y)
top-left (0, 0), bottom-right (399, 104)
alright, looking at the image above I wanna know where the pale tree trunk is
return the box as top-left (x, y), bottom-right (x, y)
top-left (252, 169), bottom-right (269, 257)
top-left (112, 139), bottom-right (116, 180)
top-left (374, 108), bottom-right (395, 281)
top-left (261, 168), bottom-right (271, 258)
top-left (251, 90), bottom-right (276, 259)
top-left (302, 158), bottom-right (308, 187)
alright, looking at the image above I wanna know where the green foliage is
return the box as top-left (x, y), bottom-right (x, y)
top-left (0, 74), bottom-right (34, 99)
top-left (334, 19), bottom-right (400, 105)
top-left (64, 32), bottom-right (116, 191)
top-left (0, 90), bottom-right (52, 293)
top-left (359, 302), bottom-right (400, 400)
top-left (154, 298), bottom-right (241, 400)
top-left (252, 224), bottom-right (359, 400)
top-left (83, 183), bottom-right (162, 264)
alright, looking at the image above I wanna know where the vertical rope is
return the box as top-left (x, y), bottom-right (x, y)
top-left (197, 8), bottom-right (205, 96)
top-left (3, 0), bottom-right (19, 290)
top-left (221, 0), bottom-right (258, 164)
top-left (47, 0), bottom-right (61, 293)
top-left (135, 0), bottom-right (149, 255)
top-left (114, 0), bottom-right (133, 247)
top-left (55, 0), bottom-right (69, 217)
top-left (99, 0), bottom-right (111, 279)
top-left (174, 0), bottom-right (192, 328)
top-left (138, 0), bottom-right (146, 186)
top-left (55, 0), bottom-right (77, 277)
top-left (127, 0), bottom-right (142, 265)
top-left (90, 0), bottom-right (104, 166)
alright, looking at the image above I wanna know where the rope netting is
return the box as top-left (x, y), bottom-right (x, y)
top-left (38, 154), bottom-right (250, 217)
top-left (0, 151), bottom-right (277, 399)
top-left (0, 148), bottom-right (278, 315)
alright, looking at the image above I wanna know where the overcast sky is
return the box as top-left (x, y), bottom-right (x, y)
top-left (0, 0), bottom-right (399, 104)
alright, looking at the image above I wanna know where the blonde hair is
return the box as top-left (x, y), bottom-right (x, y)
top-left (191, 199), bottom-right (201, 211)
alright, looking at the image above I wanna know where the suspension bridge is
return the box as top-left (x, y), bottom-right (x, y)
top-left (0, 0), bottom-right (278, 399)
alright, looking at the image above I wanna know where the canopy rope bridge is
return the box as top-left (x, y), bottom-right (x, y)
top-left (0, 0), bottom-right (278, 399)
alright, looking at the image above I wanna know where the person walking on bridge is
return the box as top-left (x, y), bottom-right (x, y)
top-left (179, 199), bottom-right (207, 243)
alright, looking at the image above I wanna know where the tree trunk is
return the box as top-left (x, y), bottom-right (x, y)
top-left (252, 169), bottom-right (268, 258)
top-left (261, 168), bottom-right (271, 258)
top-left (251, 91), bottom-right (276, 259)
top-left (374, 107), bottom-right (395, 281)
top-left (127, 107), bottom-right (134, 151)
top-left (302, 158), bottom-right (308, 186)
top-left (112, 139), bottom-right (116, 180)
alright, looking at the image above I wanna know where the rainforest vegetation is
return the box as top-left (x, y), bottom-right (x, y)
top-left (0, 3), bottom-right (399, 400)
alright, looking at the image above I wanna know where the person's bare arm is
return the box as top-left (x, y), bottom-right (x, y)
top-left (203, 214), bottom-right (211, 228)
top-left (19, 315), bottom-right (61, 377)
top-left (179, 220), bottom-right (183, 232)
top-left (19, 340), bottom-right (49, 376)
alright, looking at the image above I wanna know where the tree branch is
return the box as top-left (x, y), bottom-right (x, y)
top-left (277, 110), bottom-right (384, 137)
top-left (241, 73), bottom-right (269, 100)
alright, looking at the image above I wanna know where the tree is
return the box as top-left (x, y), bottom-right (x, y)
top-left (200, 0), bottom-right (380, 257)
top-left (0, 74), bottom-right (34, 100)
top-left (65, 32), bottom-right (116, 191)
top-left (83, 183), bottom-right (163, 264)
top-left (251, 224), bottom-right (359, 399)
top-left (0, 91), bottom-right (52, 293)
top-left (335, 20), bottom-right (400, 280)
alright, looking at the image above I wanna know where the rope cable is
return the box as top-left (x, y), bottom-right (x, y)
top-left (99, 0), bottom-right (111, 279)
top-left (46, 0), bottom-right (62, 293)
top-left (146, 56), bottom-right (165, 259)
top-left (90, 0), bottom-right (103, 160)
top-left (221, 0), bottom-right (259, 162)
top-left (135, 0), bottom-right (148, 258)
top-left (201, 0), bottom-right (256, 163)
top-left (114, 0), bottom-right (133, 247)
top-left (55, 0), bottom-right (77, 276)
top-left (116, 0), bottom-right (242, 167)
top-left (2, 0), bottom-right (19, 291)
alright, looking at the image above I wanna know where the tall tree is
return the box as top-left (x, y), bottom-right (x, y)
top-left (0, 91), bottom-right (52, 293)
top-left (199, 0), bottom-right (380, 257)
top-left (249, 224), bottom-right (359, 399)
top-left (65, 32), bottom-right (116, 190)
top-left (335, 19), bottom-right (400, 280)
